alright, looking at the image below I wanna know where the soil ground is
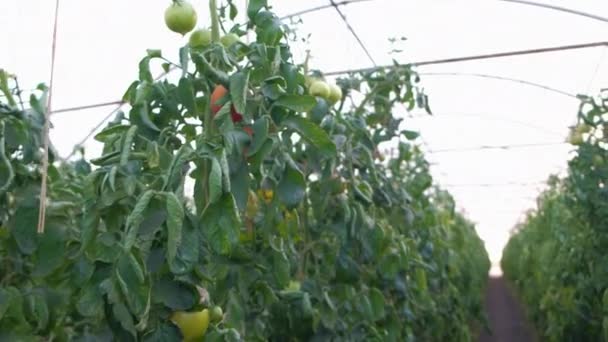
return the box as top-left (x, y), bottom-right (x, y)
top-left (478, 276), bottom-right (536, 342)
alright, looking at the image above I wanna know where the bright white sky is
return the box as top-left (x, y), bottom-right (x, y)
top-left (2, 0), bottom-right (607, 266)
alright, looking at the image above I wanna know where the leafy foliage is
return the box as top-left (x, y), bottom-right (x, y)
top-left (502, 91), bottom-right (608, 341)
top-left (0, 2), bottom-right (489, 341)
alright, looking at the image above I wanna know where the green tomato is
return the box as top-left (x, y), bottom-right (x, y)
top-left (221, 33), bottom-right (240, 47)
top-left (309, 80), bottom-right (330, 98)
top-left (170, 309), bottom-right (209, 340)
top-left (165, 1), bottom-right (198, 36)
top-left (286, 280), bottom-right (301, 292)
top-left (576, 123), bottom-right (591, 134)
top-left (210, 306), bottom-right (224, 323)
top-left (569, 132), bottom-right (584, 145)
top-left (593, 155), bottom-right (604, 167)
top-left (189, 29), bottom-right (212, 47)
top-left (327, 84), bottom-right (343, 104)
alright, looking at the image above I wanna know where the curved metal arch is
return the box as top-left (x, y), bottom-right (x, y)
top-left (497, 0), bottom-right (608, 24)
top-left (419, 72), bottom-right (578, 99)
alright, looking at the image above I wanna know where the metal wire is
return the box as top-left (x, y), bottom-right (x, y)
top-left (280, 0), bottom-right (373, 21)
top-left (419, 72), bottom-right (578, 99)
top-left (325, 41), bottom-right (608, 75)
top-left (329, 0), bottom-right (377, 66)
top-left (430, 141), bottom-right (569, 154)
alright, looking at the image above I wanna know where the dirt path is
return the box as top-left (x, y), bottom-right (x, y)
top-left (478, 276), bottom-right (536, 342)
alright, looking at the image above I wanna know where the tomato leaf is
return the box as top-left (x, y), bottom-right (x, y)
top-left (124, 190), bottom-right (156, 251)
top-left (247, 0), bottom-right (267, 21)
top-left (27, 290), bottom-right (49, 332)
top-left (152, 277), bottom-right (197, 310)
top-left (177, 77), bottom-right (196, 116)
top-left (402, 129), bottom-right (419, 140)
top-left (77, 285), bottom-right (104, 318)
top-left (230, 70), bottom-right (249, 115)
top-left (31, 223), bottom-right (65, 278)
top-left (202, 193), bottom-right (241, 255)
top-left (281, 115), bottom-right (336, 157)
top-left (273, 251), bottom-right (290, 288)
top-left (8, 205), bottom-right (39, 255)
top-left (247, 116), bottom-right (270, 157)
top-left (277, 161), bottom-right (305, 208)
top-left (209, 157), bottom-right (223, 204)
top-left (120, 125), bottom-right (138, 167)
top-left (116, 253), bottom-right (149, 317)
top-left (274, 95), bottom-right (316, 112)
top-left (112, 302), bottom-right (137, 337)
top-left (369, 288), bottom-right (386, 321)
top-left (165, 192), bottom-right (184, 266)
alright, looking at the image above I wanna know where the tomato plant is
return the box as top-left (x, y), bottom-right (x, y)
top-left (0, 1), bottom-right (490, 341)
top-left (502, 90), bottom-right (608, 341)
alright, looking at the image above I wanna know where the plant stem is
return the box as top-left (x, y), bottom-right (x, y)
top-left (210, 0), bottom-right (220, 43)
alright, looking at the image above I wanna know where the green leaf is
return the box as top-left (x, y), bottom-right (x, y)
top-left (123, 81), bottom-right (140, 103)
top-left (402, 129), bottom-right (419, 140)
top-left (27, 290), bottom-right (49, 331)
top-left (225, 290), bottom-right (245, 333)
top-left (8, 205), bottom-right (38, 255)
top-left (139, 57), bottom-right (153, 83)
top-left (169, 216), bottom-right (199, 275)
top-left (94, 124), bottom-right (130, 142)
top-left (143, 322), bottom-right (182, 342)
top-left (32, 223), bottom-right (66, 277)
top-left (273, 251), bottom-right (290, 288)
top-left (0, 288), bottom-right (12, 321)
top-left (277, 161), bottom-right (306, 208)
top-left (209, 157), bottom-right (223, 204)
top-left (177, 77), bottom-right (197, 116)
top-left (230, 160), bottom-right (250, 212)
top-left (229, 2), bottom-right (238, 20)
top-left (202, 193), bottom-right (241, 255)
top-left (274, 95), bottom-right (316, 112)
top-left (369, 288), bottom-right (386, 321)
top-left (415, 268), bottom-right (428, 292)
top-left (247, 116), bottom-right (270, 157)
top-left (219, 149), bottom-right (231, 193)
top-left (125, 190), bottom-right (156, 251)
top-left (112, 302), bottom-right (137, 337)
top-left (146, 49), bottom-right (162, 58)
top-left (247, 0), bottom-right (267, 20)
top-left (120, 125), bottom-right (138, 166)
top-left (282, 115), bottom-right (336, 157)
top-left (116, 253), bottom-right (149, 317)
top-left (165, 192), bottom-right (184, 265)
top-left (77, 284), bottom-right (104, 318)
top-left (230, 70), bottom-right (250, 115)
top-left (152, 278), bottom-right (197, 310)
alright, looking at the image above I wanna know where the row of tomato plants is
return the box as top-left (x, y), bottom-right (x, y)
top-left (0, 1), bottom-right (490, 341)
top-left (502, 90), bottom-right (608, 341)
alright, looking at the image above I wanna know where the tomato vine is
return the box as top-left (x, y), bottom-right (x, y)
top-left (0, 1), bottom-right (490, 341)
top-left (502, 90), bottom-right (608, 341)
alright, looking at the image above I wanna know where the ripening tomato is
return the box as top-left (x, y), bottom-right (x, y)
top-left (230, 105), bottom-right (243, 123)
top-left (165, 1), bottom-right (198, 36)
top-left (210, 85), bottom-right (228, 114)
top-left (309, 80), bottom-right (330, 99)
top-left (170, 309), bottom-right (210, 341)
top-left (221, 33), bottom-right (240, 47)
top-left (189, 29), bottom-right (212, 48)
top-left (327, 84), bottom-right (343, 104)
